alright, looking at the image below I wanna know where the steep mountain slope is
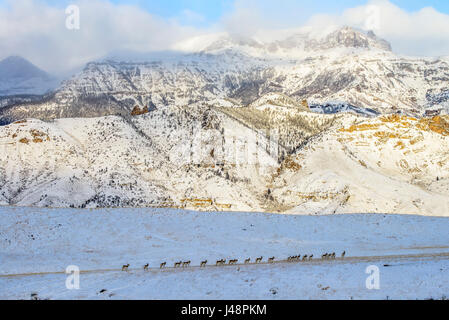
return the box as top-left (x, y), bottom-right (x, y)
top-left (0, 51), bottom-right (270, 122)
top-left (1, 27), bottom-right (449, 124)
top-left (1, 105), bottom-right (448, 215)
top-left (0, 105), bottom-right (281, 210)
top-left (271, 114), bottom-right (449, 215)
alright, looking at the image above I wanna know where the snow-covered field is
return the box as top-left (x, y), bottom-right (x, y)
top-left (0, 206), bottom-right (448, 299)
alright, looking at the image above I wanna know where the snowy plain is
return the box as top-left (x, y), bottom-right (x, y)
top-left (0, 206), bottom-right (448, 299)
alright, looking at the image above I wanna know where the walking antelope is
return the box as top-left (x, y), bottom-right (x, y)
top-left (322, 253), bottom-right (328, 260)
top-left (255, 256), bottom-right (263, 264)
top-left (143, 263), bottom-right (149, 271)
top-left (331, 253), bottom-right (336, 259)
top-left (182, 261), bottom-right (191, 267)
top-left (122, 264), bottom-right (129, 271)
top-left (268, 257), bottom-right (275, 263)
top-left (174, 261), bottom-right (182, 268)
top-left (216, 259), bottom-right (226, 266)
top-left (229, 259), bottom-right (238, 265)
top-left (341, 251), bottom-right (346, 258)
top-left (244, 258), bottom-right (251, 264)
top-left (309, 255), bottom-right (313, 261)
top-left (160, 262), bottom-right (166, 269)
top-left (302, 255), bottom-right (308, 261)
top-left (200, 260), bottom-right (207, 267)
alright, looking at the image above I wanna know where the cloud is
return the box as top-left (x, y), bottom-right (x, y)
top-left (0, 0), bottom-right (200, 74)
top-left (303, 0), bottom-right (449, 57)
top-left (220, 0), bottom-right (449, 57)
top-left (2, 0), bottom-right (449, 75)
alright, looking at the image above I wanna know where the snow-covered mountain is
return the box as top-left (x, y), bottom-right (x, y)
top-left (1, 102), bottom-right (448, 215)
top-left (1, 27), bottom-right (449, 124)
top-left (1, 26), bottom-right (449, 215)
top-left (0, 56), bottom-right (59, 96)
top-left (200, 26), bottom-right (392, 56)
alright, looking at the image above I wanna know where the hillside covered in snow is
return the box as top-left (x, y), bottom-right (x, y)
top-left (1, 102), bottom-right (448, 215)
top-left (0, 26), bottom-right (448, 215)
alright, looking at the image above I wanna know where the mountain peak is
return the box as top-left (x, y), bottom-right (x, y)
top-left (196, 26), bottom-right (392, 58)
top-left (0, 55), bottom-right (50, 80)
top-left (0, 56), bottom-right (58, 96)
top-left (322, 26), bottom-right (392, 51)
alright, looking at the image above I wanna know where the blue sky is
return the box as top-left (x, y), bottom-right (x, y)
top-left (3, 0), bottom-right (449, 27)
top-left (67, 1), bottom-right (449, 23)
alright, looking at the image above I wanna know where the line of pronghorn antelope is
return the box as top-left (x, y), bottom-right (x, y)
top-left (121, 251), bottom-right (346, 271)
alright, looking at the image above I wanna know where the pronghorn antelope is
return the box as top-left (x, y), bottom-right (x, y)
top-left (322, 253), bottom-right (328, 260)
top-left (268, 257), bottom-right (275, 263)
top-left (216, 259), bottom-right (226, 266)
top-left (331, 253), bottom-right (336, 259)
top-left (302, 255), bottom-right (308, 261)
top-left (229, 259), bottom-right (238, 265)
top-left (244, 258), bottom-right (251, 264)
top-left (174, 261), bottom-right (182, 268)
top-left (309, 255), bottom-right (313, 261)
top-left (255, 256), bottom-right (263, 264)
top-left (341, 251), bottom-right (346, 258)
top-left (122, 264), bottom-right (129, 271)
top-left (143, 263), bottom-right (149, 271)
top-left (182, 261), bottom-right (191, 267)
top-left (160, 262), bottom-right (166, 269)
top-left (200, 260), bottom-right (207, 267)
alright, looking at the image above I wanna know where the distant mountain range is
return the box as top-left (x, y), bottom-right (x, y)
top-left (0, 27), bottom-right (448, 124)
top-left (0, 56), bottom-right (60, 97)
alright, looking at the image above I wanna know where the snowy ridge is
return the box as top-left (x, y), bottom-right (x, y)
top-left (1, 106), bottom-right (448, 215)
top-left (0, 27), bottom-right (449, 215)
top-left (1, 27), bottom-right (449, 123)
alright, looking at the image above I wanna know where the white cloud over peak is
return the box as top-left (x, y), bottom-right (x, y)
top-left (304, 0), bottom-right (449, 57)
top-left (218, 0), bottom-right (449, 57)
top-left (2, 0), bottom-right (449, 75)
